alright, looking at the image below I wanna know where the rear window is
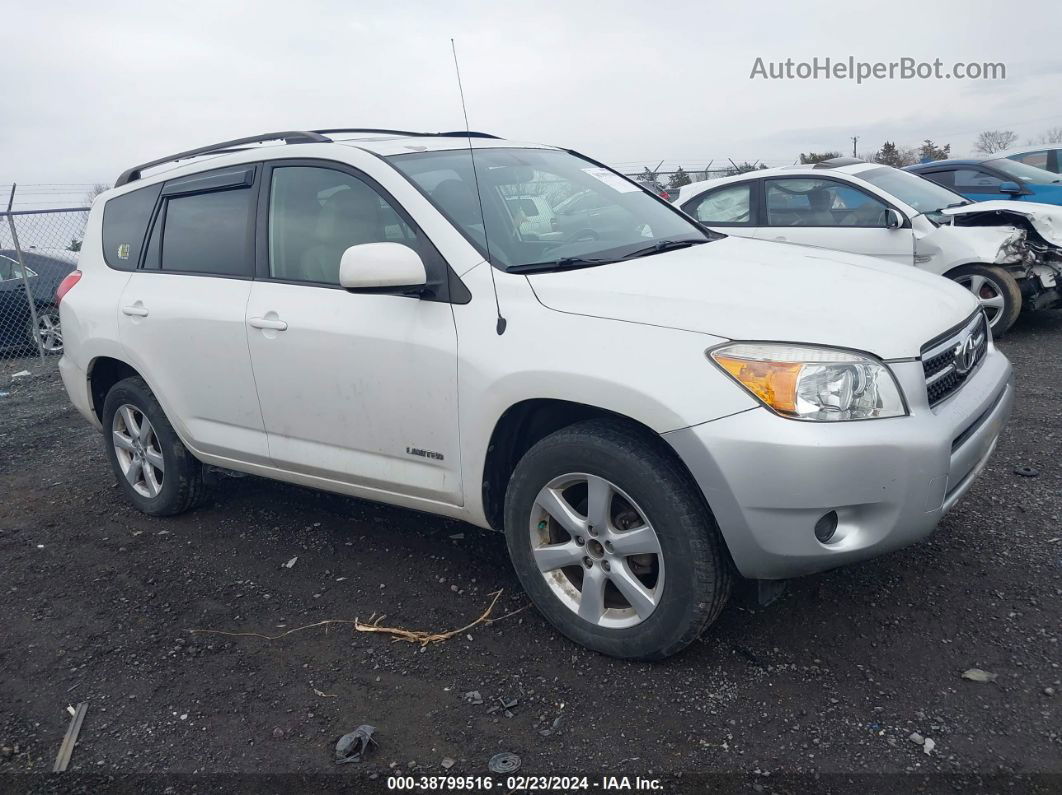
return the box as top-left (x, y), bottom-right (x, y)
top-left (160, 188), bottom-right (254, 277)
top-left (101, 184), bottom-right (163, 270)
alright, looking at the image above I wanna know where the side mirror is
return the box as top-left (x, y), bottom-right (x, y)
top-left (884, 208), bottom-right (904, 229)
top-left (339, 242), bottom-right (427, 291)
top-left (998, 181), bottom-right (1022, 194)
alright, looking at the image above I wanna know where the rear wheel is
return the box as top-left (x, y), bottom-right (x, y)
top-left (503, 419), bottom-right (731, 660)
top-left (102, 376), bottom-right (207, 516)
top-left (949, 264), bottom-right (1021, 336)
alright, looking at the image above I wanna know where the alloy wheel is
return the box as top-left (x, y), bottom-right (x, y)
top-left (112, 404), bottom-right (165, 498)
top-left (32, 309), bottom-right (63, 353)
top-left (530, 473), bottom-right (664, 629)
top-left (954, 273), bottom-right (1005, 327)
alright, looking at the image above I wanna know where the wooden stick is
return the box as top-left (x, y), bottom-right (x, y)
top-left (53, 701), bottom-right (88, 773)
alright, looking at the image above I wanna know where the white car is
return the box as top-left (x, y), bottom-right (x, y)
top-left (676, 159), bottom-right (1062, 334)
top-left (57, 130), bottom-right (1012, 660)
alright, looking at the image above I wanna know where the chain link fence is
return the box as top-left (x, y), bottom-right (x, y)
top-left (0, 186), bottom-right (90, 363)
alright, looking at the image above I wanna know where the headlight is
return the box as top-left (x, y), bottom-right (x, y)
top-left (709, 343), bottom-right (907, 421)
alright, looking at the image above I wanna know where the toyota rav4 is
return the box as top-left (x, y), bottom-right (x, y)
top-left (57, 129), bottom-right (1014, 659)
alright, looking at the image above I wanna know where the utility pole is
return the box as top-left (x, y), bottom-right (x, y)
top-left (851, 136), bottom-right (859, 158)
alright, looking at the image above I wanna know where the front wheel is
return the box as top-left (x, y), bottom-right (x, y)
top-left (949, 264), bottom-right (1022, 336)
top-left (503, 419), bottom-right (732, 660)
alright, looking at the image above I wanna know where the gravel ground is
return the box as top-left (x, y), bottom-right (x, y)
top-left (0, 313), bottom-right (1059, 793)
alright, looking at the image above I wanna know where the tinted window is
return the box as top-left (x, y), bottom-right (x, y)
top-left (985, 157), bottom-right (1059, 183)
top-left (101, 184), bottom-right (162, 270)
top-left (952, 169), bottom-right (1003, 191)
top-left (161, 188), bottom-right (254, 276)
top-left (268, 166), bottom-right (416, 285)
top-left (687, 184), bottom-right (751, 224)
top-left (765, 178), bottom-right (889, 227)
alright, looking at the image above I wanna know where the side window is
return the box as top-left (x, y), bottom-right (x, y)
top-left (0, 257), bottom-right (35, 281)
top-left (1013, 151), bottom-right (1048, 169)
top-left (686, 184), bottom-right (752, 225)
top-left (268, 166), bottom-right (416, 285)
top-left (101, 183), bottom-right (163, 270)
top-left (919, 170), bottom-right (955, 188)
top-left (952, 169), bottom-right (1004, 191)
top-left (159, 187), bottom-right (254, 276)
top-left (765, 179), bottom-right (889, 227)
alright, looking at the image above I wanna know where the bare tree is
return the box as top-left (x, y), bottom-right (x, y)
top-left (973, 130), bottom-right (1018, 155)
top-left (84, 183), bottom-right (111, 205)
top-left (1029, 127), bottom-right (1062, 145)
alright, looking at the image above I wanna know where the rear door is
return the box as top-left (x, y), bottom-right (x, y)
top-left (751, 176), bottom-right (914, 265)
top-left (244, 160), bottom-right (462, 504)
top-left (117, 165), bottom-right (268, 462)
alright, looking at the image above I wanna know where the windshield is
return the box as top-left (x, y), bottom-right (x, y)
top-left (387, 147), bottom-right (708, 271)
top-left (986, 157), bottom-right (1061, 184)
top-left (856, 166), bottom-right (970, 217)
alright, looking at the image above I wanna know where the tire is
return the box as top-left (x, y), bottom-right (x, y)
top-left (26, 305), bottom-right (63, 354)
top-left (102, 376), bottom-right (207, 516)
top-left (949, 264), bottom-right (1022, 337)
top-left (503, 419), bottom-right (732, 660)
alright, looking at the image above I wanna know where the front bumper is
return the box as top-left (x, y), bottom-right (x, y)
top-left (665, 346), bottom-right (1013, 580)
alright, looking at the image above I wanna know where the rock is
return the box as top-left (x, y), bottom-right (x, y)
top-left (462, 691), bottom-right (483, 705)
top-left (923, 737), bottom-right (936, 756)
top-left (441, 757), bottom-right (455, 769)
top-left (962, 668), bottom-right (998, 683)
top-left (1045, 687), bottom-right (1056, 697)
top-left (909, 732), bottom-right (924, 745)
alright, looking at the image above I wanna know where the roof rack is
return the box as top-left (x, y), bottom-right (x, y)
top-left (313, 128), bottom-right (500, 139)
top-left (114, 128), bottom-right (503, 187)
top-left (114, 130), bottom-right (331, 187)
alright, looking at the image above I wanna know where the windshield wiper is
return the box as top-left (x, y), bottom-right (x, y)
top-left (506, 257), bottom-right (612, 274)
top-left (620, 239), bottom-right (707, 260)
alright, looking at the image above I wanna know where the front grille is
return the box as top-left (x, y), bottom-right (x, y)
top-left (921, 312), bottom-right (989, 407)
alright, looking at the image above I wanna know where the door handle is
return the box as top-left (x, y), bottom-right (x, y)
top-left (771, 236), bottom-right (788, 242)
top-left (121, 304), bottom-right (149, 317)
top-left (248, 316), bottom-right (288, 331)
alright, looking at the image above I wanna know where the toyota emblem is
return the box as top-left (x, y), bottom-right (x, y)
top-left (953, 335), bottom-right (977, 375)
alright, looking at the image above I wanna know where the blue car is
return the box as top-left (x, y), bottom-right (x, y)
top-left (905, 157), bottom-right (1062, 206)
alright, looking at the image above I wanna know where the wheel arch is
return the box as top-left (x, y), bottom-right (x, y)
top-left (87, 356), bottom-right (145, 422)
top-left (480, 398), bottom-right (715, 535)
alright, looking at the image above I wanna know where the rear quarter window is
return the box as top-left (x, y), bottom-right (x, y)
top-left (101, 184), bottom-right (163, 270)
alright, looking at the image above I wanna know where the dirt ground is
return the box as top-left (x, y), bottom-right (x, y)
top-left (1, 313), bottom-right (1060, 793)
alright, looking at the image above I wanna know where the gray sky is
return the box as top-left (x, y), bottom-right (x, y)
top-left (3, 0), bottom-right (1061, 204)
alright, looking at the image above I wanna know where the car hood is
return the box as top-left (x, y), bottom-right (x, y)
top-left (941, 201), bottom-right (1062, 246)
top-left (527, 237), bottom-right (978, 360)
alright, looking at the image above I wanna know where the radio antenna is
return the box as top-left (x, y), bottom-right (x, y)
top-left (451, 38), bottom-right (506, 335)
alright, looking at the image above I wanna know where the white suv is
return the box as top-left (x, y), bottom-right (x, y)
top-left (676, 159), bottom-right (1062, 335)
top-left (58, 130), bottom-right (1013, 659)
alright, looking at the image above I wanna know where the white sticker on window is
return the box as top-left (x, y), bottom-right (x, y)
top-left (581, 168), bottom-right (640, 193)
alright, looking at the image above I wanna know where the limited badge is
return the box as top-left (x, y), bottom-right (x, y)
top-left (117, 243), bottom-right (131, 260)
